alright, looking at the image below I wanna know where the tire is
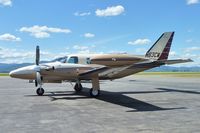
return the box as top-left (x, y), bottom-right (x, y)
top-left (36, 88), bottom-right (44, 96)
top-left (90, 88), bottom-right (100, 97)
top-left (74, 83), bottom-right (83, 92)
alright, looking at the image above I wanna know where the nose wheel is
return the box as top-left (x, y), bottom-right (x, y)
top-left (36, 88), bottom-right (44, 96)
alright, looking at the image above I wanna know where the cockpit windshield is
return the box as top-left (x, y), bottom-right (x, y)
top-left (52, 56), bottom-right (68, 63)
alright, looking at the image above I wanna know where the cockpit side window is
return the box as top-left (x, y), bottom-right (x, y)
top-left (52, 56), bottom-right (67, 63)
top-left (59, 58), bottom-right (67, 63)
top-left (86, 58), bottom-right (91, 64)
top-left (68, 56), bottom-right (78, 64)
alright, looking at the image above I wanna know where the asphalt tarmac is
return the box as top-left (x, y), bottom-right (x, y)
top-left (0, 75), bottom-right (200, 133)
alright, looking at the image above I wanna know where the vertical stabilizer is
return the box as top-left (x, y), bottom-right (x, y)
top-left (145, 32), bottom-right (174, 60)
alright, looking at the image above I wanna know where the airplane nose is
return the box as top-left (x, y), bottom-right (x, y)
top-left (9, 70), bottom-right (14, 77)
top-left (9, 70), bottom-right (17, 78)
top-left (9, 66), bottom-right (36, 79)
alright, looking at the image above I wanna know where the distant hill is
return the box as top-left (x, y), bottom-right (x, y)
top-left (0, 63), bottom-right (32, 73)
top-left (0, 61), bottom-right (49, 73)
top-left (147, 66), bottom-right (200, 72)
top-left (0, 63), bottom-right (200, 73)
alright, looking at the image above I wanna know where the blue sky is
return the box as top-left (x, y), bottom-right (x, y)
top-left (0, 0), bottom-right (200, 66)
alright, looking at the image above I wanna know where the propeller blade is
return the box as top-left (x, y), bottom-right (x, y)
top-left (36, 46), bottom-right (40, 65)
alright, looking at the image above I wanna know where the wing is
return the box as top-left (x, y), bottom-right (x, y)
top-left (79, 66), bottom-right (108, 79)
top-left (78, 59), bottom-right (193, 80)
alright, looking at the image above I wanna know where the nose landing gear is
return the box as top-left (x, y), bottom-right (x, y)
top-left (36, 88), bottom-right (44, 96)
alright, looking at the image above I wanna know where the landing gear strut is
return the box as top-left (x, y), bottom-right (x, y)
top-left (90, 76), bottom-right (100, 97)
top-left (36, 88), bottom-right (44, 96)
top-left (35, 72), bottom-right (44, 96)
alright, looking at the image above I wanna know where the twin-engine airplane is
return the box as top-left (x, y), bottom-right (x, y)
top-left (9, 32), bottom-right (192, 97)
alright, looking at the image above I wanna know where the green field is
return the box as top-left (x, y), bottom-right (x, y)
top-left (137, 72), bottom-right (200, 78)
top-left (0, 73), bottom-right (9, 76)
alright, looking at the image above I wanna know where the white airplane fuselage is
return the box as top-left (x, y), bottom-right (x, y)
top-left (9, 32), bottom-right (192, 97)
top-left (9, 54), bottom-right (148, 81)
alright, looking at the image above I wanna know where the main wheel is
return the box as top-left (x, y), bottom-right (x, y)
top-left (90, 88), bottom-right (100, 97)
top-left (36, 88), bottom-right (44, 96)
top-left (74, 83), bottom-right (83, 92)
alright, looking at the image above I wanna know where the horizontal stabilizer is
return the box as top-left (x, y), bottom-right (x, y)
top-left (157, 59), bottom-right (193, 65)
top-left (128, 58), bottom-right (193, 69)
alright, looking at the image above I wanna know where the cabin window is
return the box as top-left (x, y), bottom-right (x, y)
top-left (68, 56), bottom-right (78, 64)
top-left (86, 58), bottom-right (91, 64)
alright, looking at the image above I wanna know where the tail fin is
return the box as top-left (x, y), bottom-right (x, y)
top-left (145, 32), bottom-right (174, 60)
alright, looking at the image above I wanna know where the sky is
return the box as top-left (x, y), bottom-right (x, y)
top-left (0, 0), bottom-right (200, 66)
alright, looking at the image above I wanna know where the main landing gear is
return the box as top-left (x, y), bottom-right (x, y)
top-left (90, 88), bottom-right (100, 97)
top-left (74, 82), bottom-right (83, 92)
top-left (35, 77), bottom-right (101, 97)
top-left (73, 77), bottom-right (100, 97)
top-left (89, 77), bottom-right (100, 97)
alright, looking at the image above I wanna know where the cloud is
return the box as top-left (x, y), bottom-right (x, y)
top-left (74, 12), bottom-right (91, 16)
top-left (19, 25), bottom-right (71, 38)
top-left (184, 53), bottom-right (200, 58)
top-left (128, 38), bottom-right (151, 45)
top-left (186, 0), bottom-right (199, 5)
top-left (84, 33), bottom-right (95, 38)
top-left (134, 48), bottom-right (147, 54)
top-left (73, 45), bottom-right (90, 54)
top-left (0, 33), bottom-right (21, 42)
top-left (76, 49), bottom-right (91, 54)
top-left (0, 47), bottom-right (67, 63)
top-left (95, 5), bottom-right (125, 17)
top-left (108, 50), bottom-right (127, 54)
top-left (186, 39), bottom-right (193, 43)
top-left (0, 47), bottom-right (34, 63)
top-left (73, 45), bottom-right (89, 50)
top-left (184, 47), bottom-right (200, 52)
top-left (0, 0), bottom-right (12, 6)
top-left (169, 51), bottom-right (176, 56)
top-left (72, 45), bottom-right (98, 54)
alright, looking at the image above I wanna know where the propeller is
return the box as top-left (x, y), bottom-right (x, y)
top-left (36, 46), bottom-right (40, 65)
top-left (34, 46), bottom-right (42, 87)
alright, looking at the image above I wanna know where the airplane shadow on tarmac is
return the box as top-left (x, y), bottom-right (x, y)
top-left (25, 87), bottom-right (189, 112)
top-left (157, 88), bottom-right (200, 94)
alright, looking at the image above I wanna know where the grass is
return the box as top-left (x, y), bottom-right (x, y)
top-left (136, 72), bottom-right (200, 78)
top-left (0, 73), bottom-right (9, 76)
